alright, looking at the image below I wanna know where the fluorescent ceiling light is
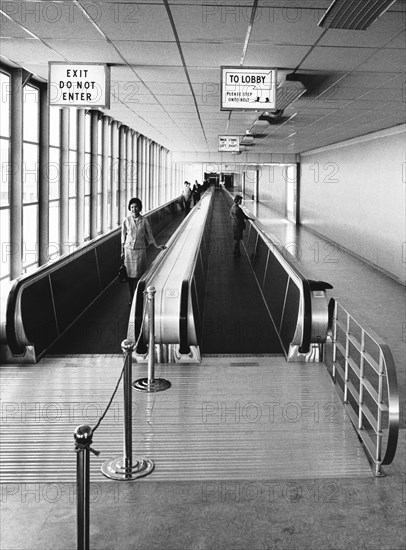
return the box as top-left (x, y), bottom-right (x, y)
top-left (318, 0), bottom-right (397, 30)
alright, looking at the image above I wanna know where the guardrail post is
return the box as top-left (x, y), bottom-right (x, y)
top-left (101, 339), bottom-right (154, 480)
top-left (328, 300), bottom-right (399, 476)
top-left (133, 286), bottom-right (171, 392)
top-left (74, 425), bottom-right (92, 550)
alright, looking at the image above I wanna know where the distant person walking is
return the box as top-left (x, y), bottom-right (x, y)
top-left (121, 197), bottom-right (166, 304)
top-left (192, 179), bottom-right (201, 205)
top-left (182, 181), bottom-right (192, 214)
top-left (229, 195), bottom-right (252, 257)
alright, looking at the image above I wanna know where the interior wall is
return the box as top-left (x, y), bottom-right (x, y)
top-left (244, 169), bottom-right (257, 199)
top-left (233, 172), bottom-right (241, 188)
top-left (183, 164), bottom-right (205, 185)
top-left (258, 165), bottom-right (292, 215)
top-left (300, 125), bottom-right (406, 284)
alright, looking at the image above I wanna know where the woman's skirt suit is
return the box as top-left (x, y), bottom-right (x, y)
top-left (121, 214), bottom-right (157, 278)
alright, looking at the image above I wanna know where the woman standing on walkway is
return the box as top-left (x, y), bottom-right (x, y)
top-left (229, 195), bottom-right (252, 257)
top-left (121, 197), bottom-right (166, 304)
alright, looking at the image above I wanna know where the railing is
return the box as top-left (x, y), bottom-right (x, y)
top-left (130, 188), bottom-right (214, 362)
top-left (329, 299), bottom-right (399, 475)
top-left (223, 189), bottom-right (333, 361)
top-left (1, 197), bottom-right (183, 363)
top-left (132, 187), bottom-right (332, 363)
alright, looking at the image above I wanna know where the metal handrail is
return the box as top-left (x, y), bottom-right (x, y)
top-left (131, 188), bottom-right (214, 359)
top-left (223, 188), bottom-right (317, 356)
top-left (3, 196), bottom-right (182, 357)
top-left (330, 299), bottom-right (399, 475)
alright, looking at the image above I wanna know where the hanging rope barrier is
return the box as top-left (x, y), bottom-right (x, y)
top-left (93, 296), bottom-right (148, 433)
top-left (100, 338), bottom-right (155, 481)
top-left (74, 297), bottom-right (151, 549)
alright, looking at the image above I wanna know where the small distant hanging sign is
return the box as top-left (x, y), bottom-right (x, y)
top-left (221, 67), bottom-right (276, 111)
top-left (49, 62), bottom-right (110, 108)
top-left (218, 135), bottom-right (240, 152)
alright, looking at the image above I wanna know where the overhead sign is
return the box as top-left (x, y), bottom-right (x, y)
top-left (218, 135), bottom-right (240, 152)
top-left (221, 67), bottom-right (276, 111)
top-left (49, 63), bottom-right (110, 108)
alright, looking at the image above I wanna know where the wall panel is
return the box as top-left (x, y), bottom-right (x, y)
top-left (300, 126), bottom-right (406, 284)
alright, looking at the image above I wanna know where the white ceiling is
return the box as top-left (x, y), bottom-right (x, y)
top-left (1, 0), bottom-right (405, 158)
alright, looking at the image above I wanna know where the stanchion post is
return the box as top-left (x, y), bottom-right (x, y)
top-left (147, 286), bottom-right (156, 384)
top-left (123, 339), bottom-right (133, 470)
top-left (133, 286), bottom-right (171, 393)
top-left (74, 425), bottom-right (92, 550)
top-left (101, 339), bottom-right (154, 480)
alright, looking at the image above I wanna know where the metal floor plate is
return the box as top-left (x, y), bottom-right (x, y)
top-left (0, 355), bottom-right (372, 482)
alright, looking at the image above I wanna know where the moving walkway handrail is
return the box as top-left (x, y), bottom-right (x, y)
top-left (249, 217), bottom-right (313, 354)
top-left (5, 226), bottom-right (120, 355)
top-left (223, 189), bottom-right (332, 358)
top-left (329, 299), bottom-right (399, 474)
top-left (132, 188), bottom-right (214, 357)
top-left (2, 197), bottom-right (183, 361)
top-left (131, 198), bottom-right (202, 354)
top-left (133, 187), bottom-right (331, 361)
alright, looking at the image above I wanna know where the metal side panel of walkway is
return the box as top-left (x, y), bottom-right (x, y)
top-left (47, 214), bottom-right (185, 355)
top-left (0, 355), bottom-right (372, 483)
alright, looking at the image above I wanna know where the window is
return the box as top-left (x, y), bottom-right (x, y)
top-left (97, 117), bottom-right (103, 234)
top-left (106, 123), bottom-right (112, 229)
top-left (22, 84), bottom-right (39, 272)
top-left (0, 62), bottom-right (173, 283)
top-left (49, 106), bottom-right (61, 259)
top-left (0, 71), bottom-right (11, 280)
top-left (69, 108), bottom-right (78, 244)
top-left (112, 123), bottom-right (119, 227)
top-left (84, 112), bottom-right (91, 240)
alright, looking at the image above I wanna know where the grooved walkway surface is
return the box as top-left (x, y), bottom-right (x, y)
top-left (201, 190), bottom-right (282, 354)
top-left (0, 355), bottom-right (371, 483)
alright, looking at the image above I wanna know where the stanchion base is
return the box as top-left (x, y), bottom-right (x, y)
top-left (101, 457), bottom-right (154, 480)
top-left (132, 378), bottom-right (171, 392)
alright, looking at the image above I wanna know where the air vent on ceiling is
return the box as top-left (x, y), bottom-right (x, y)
top-left (276, 79), bottom-right (306, 110)
top-left (249, 112), bottom-right (284, 135)
top-left (240, 134), bottom-right (255, 145)
top-left (249, 118), bottom-right (272, 135)
top-left (318, 0), bottom-right (397, 30)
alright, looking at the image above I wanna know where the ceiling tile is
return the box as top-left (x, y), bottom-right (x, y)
top-left (96, 3), bottom-right (174, 41)
top-left (171, 5), bottom-right (249, 41)
top-left (4, 1), bottom-right (104, 40)
top-left (1, 0), bottom-right (404, 155)
top-left (112, 40), bottom-right (182, 66)
top-left (1, 38), bottom-right (64, 62)
top-left (301, 46), bottom-right (379, 71)
top-left (44, 39), bottom-right (123, 63)
top-left (0, 16), bottom-right (33, 38)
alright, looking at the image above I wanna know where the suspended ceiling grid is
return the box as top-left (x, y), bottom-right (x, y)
top-left (0, 0), bottom-right (405, 157)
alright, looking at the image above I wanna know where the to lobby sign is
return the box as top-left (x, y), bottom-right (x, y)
top-left (49, 63), bottom-right (110, 108)
top-left (218, 136), bottom-right (240, 152)
top-left (221, 67), bottom-right (276, 111)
